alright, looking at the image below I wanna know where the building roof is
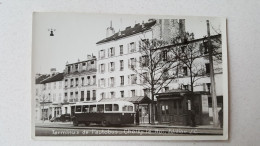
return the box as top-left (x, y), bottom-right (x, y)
top-left (99, 96), bottom-right (152, 104)
top-left (96, 20), bottom-right (157, 44)
top-left (40, 73), bottom-right (64, 84)
top-left (35, 74), bottom-right (50, 84)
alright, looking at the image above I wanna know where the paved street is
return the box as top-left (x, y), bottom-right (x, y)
top-left (35, 122), bottom-right (223, 136)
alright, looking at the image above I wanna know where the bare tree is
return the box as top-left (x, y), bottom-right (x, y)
top-left (131, 38), bottom-right (179, 124)
top-left (169, 31), bottom-right (222, 126)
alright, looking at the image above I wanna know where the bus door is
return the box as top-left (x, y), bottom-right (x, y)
top-left (71, 106), bottom-right (75, 117)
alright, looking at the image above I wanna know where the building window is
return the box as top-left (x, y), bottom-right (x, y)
top-left (91, 61), bottom-right (94, 64)
top-left (53, 82), bottom-right (56, 89)
top-left (162, 50), bottom-right (168, 61)
top-left (206, 83), bottom-right (211, 93)
top-left (110, 92), bottom-right (115, 98)
top-left (87, 76), bottom-right (91, 85)
top-left (120, 45), bottom-right (123, 55)
top-left (87, 91), bottom-right (90, 101)
top-left (100, 50), bottom-right (105, 59)
top-left (81, 91), bottom-right (84, 101)
top-left (129, 58), bottom-right (136, 69)
top-left (81, 77), bottom-right (84, 86)
top-left (75, 78), bottom-right (79, 86)
top-left (93, 90), bottom-right (96, 100)
top-left (110, 77), bottom-right (114, 87)
top-left (120, 60), bottom-right (124, 71)
top-left (120, 76), bottom-right (124, 86)
top-left (183, 66), bottom-right (188, 76)
top-left (141, 55), bottom-right (149, 67)
top-left (100, 78), bottom-right (105, 87)
top-left (143, 89), bottom-right (149, 97)
top-left (75, 92), bottom-right (78, 102)
top-left (70, 79), bottom-right (74, 87)
top-left (131, 90), bottom-right (135, 97)
top-left (203, 41), bottom-right (209, 54)
top-left (64, 93), bottom-right (68, 102)
top-left (183, 85), bottom-right (188, 90)
top-left (130, 74), bottom-right (137, 84)
top-left (67, 66), bottom-right (71, 74)
top-left (65, 79), bottom-right (68, 88)
top-left (120, 91), bottom-right (124, 98)
top-left (142, 72), bottom-right (148, 84)
top-left (164, 87), bottom-right (169, 92)
top-left (75, 64), bottom-right (78, 72)
top-left (109, 47), bottom-right (115, 57)
top-left (110, 62), bottom-right (115, 72)
top-left (205, 63), bottom-right (210, 74)
top-left (70, 92), bottom-right (73, 102)
top-left (129, 42), bottom-right (136, 53)
top-left (93, 75), bottom-right (96, 85)
top-left (100, 64), bottom-right (105, 73)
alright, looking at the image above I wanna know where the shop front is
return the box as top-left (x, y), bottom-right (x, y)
top-left (156, 90), bottom-right (210, 126)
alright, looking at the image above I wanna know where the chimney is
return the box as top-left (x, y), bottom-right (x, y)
top-left (50, 68), bottom-right (56, 76)
top-left (106, 20), bottom-right (115, 38)
top-left (87, 54), bottom-right (92, 60)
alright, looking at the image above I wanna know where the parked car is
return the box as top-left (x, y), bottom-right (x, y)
top-left (60, 114), bottom-right (71, 122)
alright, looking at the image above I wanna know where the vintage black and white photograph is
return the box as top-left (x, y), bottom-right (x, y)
top-left (32, 13), bottom-right (228, 140)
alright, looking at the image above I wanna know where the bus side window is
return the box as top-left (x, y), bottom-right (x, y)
top-left (97, 104), bottom-right (104, 113)
top-left (105, 104), bottom-right (112, 111)
top-left (123, 106), bottom-right (127, 111)
top-left (76, 106), bottom-right (82, 113)
top-left (90, 105), bottom-right (96, 113)
top-left (82, 105), bottom-right (89, 113)
top-left (113, 104), bottom-right (119, 111)
top-left (128, 106), bottom-right (133, 111)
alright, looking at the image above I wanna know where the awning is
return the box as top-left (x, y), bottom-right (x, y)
top-left (99, 96), bottom-right (152, 104)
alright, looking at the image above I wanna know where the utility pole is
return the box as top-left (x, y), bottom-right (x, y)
top-left (207, 20), bottom-right (219, 127)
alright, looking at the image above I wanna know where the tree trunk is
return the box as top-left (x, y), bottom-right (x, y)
top-left (150, 91), bottom-right (155, 125)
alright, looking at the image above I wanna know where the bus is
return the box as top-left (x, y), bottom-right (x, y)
top-left (71, 101), bottom-right (135, 126)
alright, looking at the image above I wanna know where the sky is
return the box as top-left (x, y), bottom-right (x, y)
top-left (32, 13), bottom-right (222, 74)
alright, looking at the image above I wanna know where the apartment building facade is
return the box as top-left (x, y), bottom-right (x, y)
top-left (62, 56), bottom-right (97, 115)
top-left (40, 69), bottom-right (64, 120)
top-left (35, 74), bottom-right (50, 121)
top-left (95, 19), bottom-right (183, 123)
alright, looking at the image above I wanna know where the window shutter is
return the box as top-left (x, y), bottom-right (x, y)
top-left (127, 43), bottom-right (130, 53)
top-left (108, 62), bottom-right (110, 72)
top-left (128, 75), bottom-right (130, 85)
top-left (104, 49), bottom-right (106, 58)
top-left (113, 47), bottom-right (115, 56)
top-left (128, 59), bottom-right (130, 68)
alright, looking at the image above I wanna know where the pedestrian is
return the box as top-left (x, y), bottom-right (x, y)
top-left (135, 109), bottom-right (140, 125)
top-left (218, 106), bottom-right (223, 128)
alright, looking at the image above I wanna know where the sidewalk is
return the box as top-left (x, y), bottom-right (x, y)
top-left (35, 121), bottom-right (221, 130)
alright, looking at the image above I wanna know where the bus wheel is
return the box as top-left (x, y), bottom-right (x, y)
top-left (73, 119), bottom-right (78, 126)
top-left (85, 122), bottom-right (90, 126)
top-left (101, 120), bottom-right (109, 127)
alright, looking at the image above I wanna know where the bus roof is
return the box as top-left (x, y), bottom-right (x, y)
top-left (71, 101), bottom-right (134, 106)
